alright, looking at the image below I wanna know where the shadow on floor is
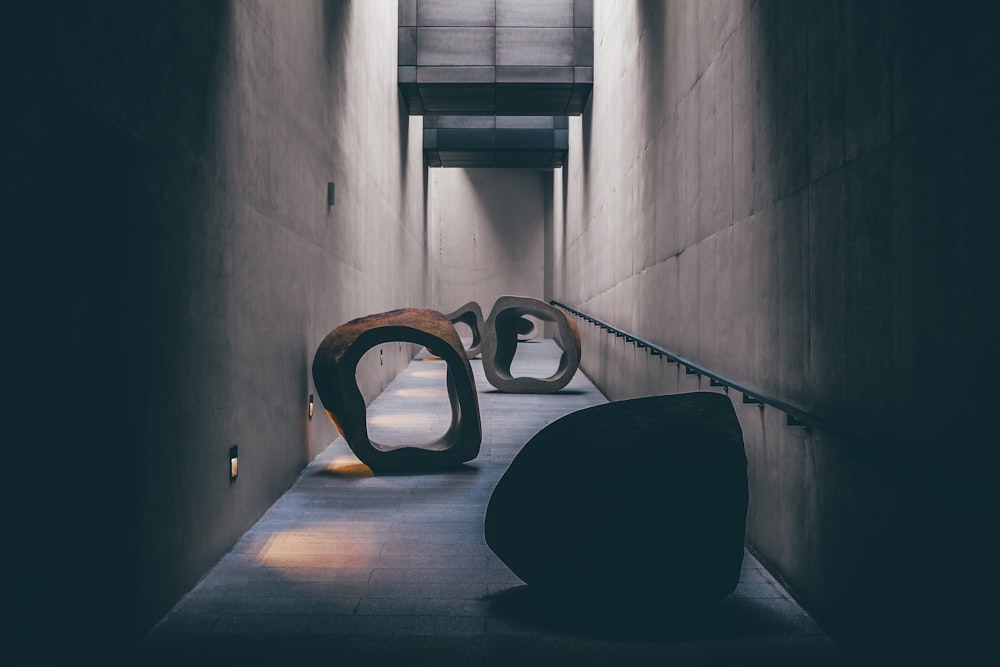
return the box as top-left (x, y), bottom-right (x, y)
top-left (484, 389), bottom-right (589, 395)
top-left (483, 585), bottom-right (814, 643)
top-left (316, 457), bottom-right (481, 479)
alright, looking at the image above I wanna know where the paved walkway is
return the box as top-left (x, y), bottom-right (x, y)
top-left (139, 340), bottom-right (847, 666)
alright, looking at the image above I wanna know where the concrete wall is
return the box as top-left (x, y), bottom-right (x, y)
top-left (7, 1), bottom-right (427, 660)
top-left (551, 0), bottom-right (997, 660)
top-left (429, 168), bottom-right (546, 317)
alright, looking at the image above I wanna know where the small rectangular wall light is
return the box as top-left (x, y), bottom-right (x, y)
top-left (327, 182), bottom-right (335, 207)
top-left (229, 445), bottom-right (239, 481)
top-left (308, 393), bottom-right (315, 419)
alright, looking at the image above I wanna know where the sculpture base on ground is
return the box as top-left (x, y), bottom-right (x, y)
top-left (485, 392), bottom-right (748, 607)
top-left (312, 308), bottom-right (481, 472)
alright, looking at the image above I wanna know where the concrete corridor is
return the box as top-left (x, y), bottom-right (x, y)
top-left (137, 340), bottom-right (846, 666)
top-left (10, 3), bottom-right (996, 664)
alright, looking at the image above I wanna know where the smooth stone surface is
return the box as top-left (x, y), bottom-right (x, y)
top-left (482, 295), bottom-right (581, 393)
top-left (516, 314), bottom-right (541, 341)
top-left (485, 392), bottom-right (749, 607)
top-left (312, 308), bottom-right (481, 471)
top-left (443, 301), bottom-right (486, 359)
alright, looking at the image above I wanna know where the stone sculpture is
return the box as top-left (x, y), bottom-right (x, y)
top-left (312, 308), bottom-right (481, 472)
top-left (484, 392), bottom-right (748, 608)
top-left (481, 296), bottom-right (581, 393)
top-left (443, 301), bottom-right (485, 359)
top-left (515, 315), bottom-right (541, 342)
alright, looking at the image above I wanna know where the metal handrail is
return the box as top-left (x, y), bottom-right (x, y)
top-left (550, 299), bottom-right (865, 445)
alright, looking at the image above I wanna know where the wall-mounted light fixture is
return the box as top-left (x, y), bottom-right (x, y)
top-left (327, 182), bottom-right (335, 208)
top-left (229, 445), bottom-right (239, 481)
top-left (308, 393), bottom-right (315, 419)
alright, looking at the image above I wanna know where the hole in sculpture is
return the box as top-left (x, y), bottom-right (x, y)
top-left (516, 317), bottom-right (534, 336)
top-left (453, 320), bottom-right (474, 351)
top-left (359, 346), bottom-right (453, 450)
top-left (516, 315), bottom-right (542, 340)
top-left (510, 332), bottom-right (561, 380)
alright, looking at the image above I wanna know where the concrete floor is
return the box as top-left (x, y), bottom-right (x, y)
top-left (138, 340), bottom-right (848, 666)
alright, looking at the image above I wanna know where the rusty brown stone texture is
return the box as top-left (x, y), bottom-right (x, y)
top-left (481, 296), bottom-right (581, 393)
top-left (312, 308), bottom-right (481, 471)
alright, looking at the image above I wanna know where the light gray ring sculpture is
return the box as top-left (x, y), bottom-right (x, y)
top-left (481, 296), bottom-right (581, 393)
top-left (443, 301), bottom-right (485, 359)
top-left (311, 308), bottom-right (481, 472)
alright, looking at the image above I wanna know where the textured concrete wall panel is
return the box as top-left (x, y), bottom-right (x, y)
top-left (418, 27), bottom-right (496, 65)
top-left (14, 0), bottom-right (428, 655)
top-left (496, 28), bottom-right (575, 67)
top-left (417, 0), bottom-right (496, 27)
top-left (429, 169), bottom-right (546, 316)
top-left (497, 0), bottom-right (575, 27)
top-left (549, 0), bottom-right (997, 659)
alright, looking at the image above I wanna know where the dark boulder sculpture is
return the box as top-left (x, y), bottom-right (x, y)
top-left (485, 392), bottom-right (748, 608)
top-left (312, 308), bottom-right (481, 472)
top-left (443, 301), bottom-right (485, 359)
top-left (481, 296), bottom-right (581, 393)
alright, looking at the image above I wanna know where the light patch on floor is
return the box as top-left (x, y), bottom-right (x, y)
top-left (257, 525), bottom-right (382, 568)
top-left (325, 455), bottom-right (373, 477)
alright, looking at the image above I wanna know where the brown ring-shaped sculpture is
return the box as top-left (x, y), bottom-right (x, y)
top-left (312, 308), bottom-right (481, 472)
top-left (443, 301), bottom-right (485, 359)
top-left (481, 296), bottom-right (581, 393)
